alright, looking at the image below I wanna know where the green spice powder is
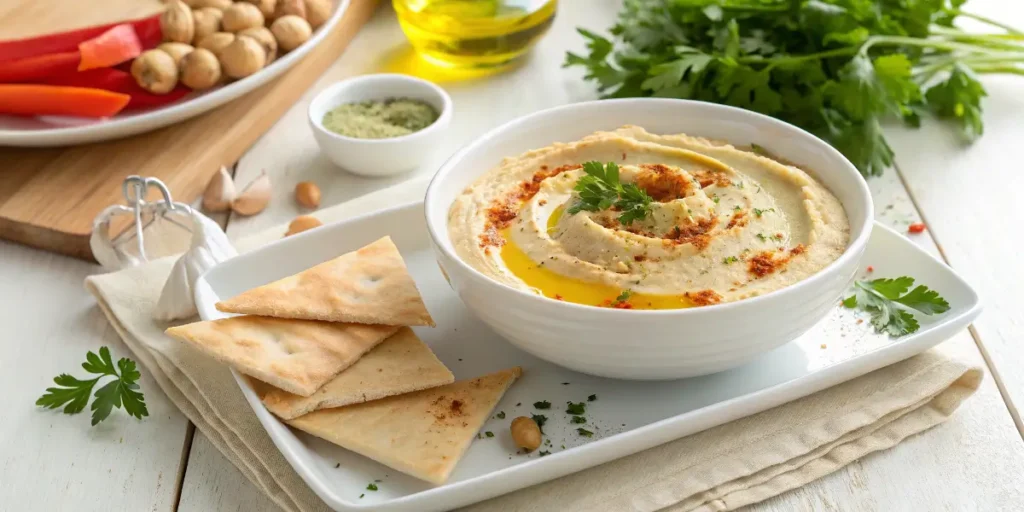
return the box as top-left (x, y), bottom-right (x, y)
top-left (322, 98), bottom-right (439, 139)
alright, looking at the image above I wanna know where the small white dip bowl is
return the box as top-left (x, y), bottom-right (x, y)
top-left (425, 99), bottom-right (873, 380)
top-left (308, 73), bottom-right (452, 177)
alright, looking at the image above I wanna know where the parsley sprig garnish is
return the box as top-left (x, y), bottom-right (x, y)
top-left (567, 161), bottom-right (653, 225)
top-left (36, 347), bottom-right (148, 426)
top-left (843, 277), bottom-right (950, 337)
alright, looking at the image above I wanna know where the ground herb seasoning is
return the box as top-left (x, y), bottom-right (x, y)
top-left (322, 98), bottom-right (439, 139)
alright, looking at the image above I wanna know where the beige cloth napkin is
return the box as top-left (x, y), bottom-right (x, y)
top-left (85, 177), bottom-right (982, 512)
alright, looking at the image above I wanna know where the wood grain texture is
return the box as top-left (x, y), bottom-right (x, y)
top-left (884, 0), bottom-right (1024, 431)
top-left (0, 0), bottom-right (380, 262)
top-left (176, 2), bottom-right (1024, 511)
top-left (0, 0), bottom-right (161, 38)
top-left (0, 242), bottom-right (191, 511)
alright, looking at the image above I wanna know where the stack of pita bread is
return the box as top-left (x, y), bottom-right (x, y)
top-left (166, 236), bottom-right (521, 485)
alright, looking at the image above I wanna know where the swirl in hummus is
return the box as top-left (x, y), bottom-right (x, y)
top-left (447, 126), bottom-right (850, 309)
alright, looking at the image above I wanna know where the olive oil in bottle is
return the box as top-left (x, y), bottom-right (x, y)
top-left (393, 0), bottom-right (557, 69)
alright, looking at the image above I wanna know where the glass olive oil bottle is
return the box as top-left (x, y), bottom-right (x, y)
top-left (393, 0), bottom-right (557, 69)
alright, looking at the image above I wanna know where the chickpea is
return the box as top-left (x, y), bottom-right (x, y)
top-left (285, 215), bottom-right (323, 236)
top-left (510, 416), bottom-right (542, 452)
top-left (294, 181), bottom-right (321, 209)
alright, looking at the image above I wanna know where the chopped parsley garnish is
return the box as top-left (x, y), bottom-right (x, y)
top-left (567, 161), bottom-right (653, 225)
top-left (577, 428), bottom-right (594, 437)
top-left (734, 181), bottom-right (744, 188)
top-left (723, 256), bottom-right (739, 265)
top-left (359, 494), bottom-right (364, 499)
top-left (753, 207), bottom-right (775, 218)
top-left (539, 450), bottom-right (551, 457)
top-left (756, 233), bottom-right (767, 242)
top-left (571, 416), bottom-right (587, 424)
top-left (533, 400), bottom-right (551, 409)
top-left (588, 394), bottom-right (597, 401)
top-left (611, 289), bottom-right (632, 307)
top-left (531, 414), bottom-right (548, 433)
top-left (485, 431), bottom-right (494, 438)
top-left (711, 195), bottom-right (720, 204)
top-left (496, 411), bottom-right (505, 419)
top-left (367, 483), bottom-right (378, 491)
top-left (843, 277), bottom-right (950, 337)
top-left (566, 401), bottom-right (586, 415)
top-left (733, 205), bottom-right (741, 211)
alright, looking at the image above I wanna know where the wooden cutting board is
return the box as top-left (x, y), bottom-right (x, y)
top-left (0, 0), bottom-right (380, 261)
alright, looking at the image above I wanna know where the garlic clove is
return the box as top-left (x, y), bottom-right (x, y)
top-left (232, 171), bottom-right (271, 216)
top-left (203, 166), bottom-right (236, 212)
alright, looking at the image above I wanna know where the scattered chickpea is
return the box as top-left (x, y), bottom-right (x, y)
top-left (294, 181), bottom-right (321, 209)
top-left (510, 416), bottom-right (541, 452)
top-left (285, 215), bottom-right (322, 236)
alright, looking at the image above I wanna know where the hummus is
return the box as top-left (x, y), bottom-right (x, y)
top-left (447, 126), bottom-right (850, 309)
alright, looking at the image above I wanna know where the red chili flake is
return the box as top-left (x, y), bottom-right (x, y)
top-left (866, 265), bottom-right (874, 273)
top-left (553, 294), bottom-right (564, 300)
top-left (908, 222), bottom-right (926, 234)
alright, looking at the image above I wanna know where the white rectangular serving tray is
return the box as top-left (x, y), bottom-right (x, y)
top-left (194, 202), bottom-right (980, 512)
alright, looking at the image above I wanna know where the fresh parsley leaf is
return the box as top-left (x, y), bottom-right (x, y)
top-left (723, 256), bottom-right (739, 265)
top-left (571, 416), bottom-right (587, 424)
top-left (539, 450), bottom-right (551, 457)
top-left (577, 428), bottom-right (594, 437)
top-left (568, 161), bottom-right (653, 224)
top-left (367, 483), bottom-right (378, 491)
top-left (843, 277), bottom-right (950, 337)
top-left (614, 290), bottom-right (632, 303)
top-left (925, 64), bottom-right (987, 141)
top-left (533, 400), bottom-right (551, 410)
top-left (566, 401), bottom-right (586, 415)
top-left (36, 347), bottom-right (148, 426)
top-left (496, 411), bottom-right (506, 419)
top-left (485, 431), bottom-right (494, 438)
top-left (588, 394), bottom-right (597, 401)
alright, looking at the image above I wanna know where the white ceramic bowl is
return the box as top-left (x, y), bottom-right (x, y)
top-left (425, 99), bottom-right (873, 380)
top-left (308, 73), bottom-right (452, 177)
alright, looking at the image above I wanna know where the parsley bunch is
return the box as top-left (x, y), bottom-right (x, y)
top-left (37, 347), bottom-right (149, 426)
top-left (565, 0), bottom-right (1024, 177)
top-left (567, 161), bottom-right (654, 224)
top-left (843, 277), bottom-right (950, 336)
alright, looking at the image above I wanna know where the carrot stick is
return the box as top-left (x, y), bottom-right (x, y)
top-left (78, 24), bottom-right (142, 71)
top-left (0, 85), bottom-right (130, 117)
top-left (0, 14), bottom-right (161, 63)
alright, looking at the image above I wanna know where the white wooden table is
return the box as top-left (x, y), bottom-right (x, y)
top-left (4, 1), bottom-right (1024, 510)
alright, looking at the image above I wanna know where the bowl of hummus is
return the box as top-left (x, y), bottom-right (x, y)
top-left (425, 99), bottom-right (872, 380)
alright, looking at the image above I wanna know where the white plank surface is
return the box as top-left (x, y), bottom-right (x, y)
top-left (177, 2), bottom-right (1024, 511)
top-left (885, 0), bottom-right (1024, 426)
top-left (0, 242), bottom-right (191, 511)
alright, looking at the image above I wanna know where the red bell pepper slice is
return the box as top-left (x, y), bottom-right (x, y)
top-left (78, 24), bottom-right (142, 71)
top-left (0, 14), bottom-right (161, 63)
top-left (0, 52), bottom-right (80, 83)
top-left (43, 68), bottom-right (191, 110)
top-left (0, 84), bottom-right (130, 117)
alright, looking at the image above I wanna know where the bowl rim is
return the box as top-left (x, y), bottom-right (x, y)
top-left (307, 73), bottom-right (453, 145)
top-left (424, 98), bottom-right (873, 317)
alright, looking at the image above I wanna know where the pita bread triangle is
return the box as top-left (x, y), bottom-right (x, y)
top-left (216, 236), bottom-right (435, 326)
top-left (287, 366), bottom-right (522, 484)
top-left (165, 316), bottom-right (398, 397)
top-left (261, 327), bottom-right (455, 420)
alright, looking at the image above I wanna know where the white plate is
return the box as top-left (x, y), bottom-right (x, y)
top-left (0, 0), bottom-right (349, 147)
top-left (194, 202), bottom-right (980, 512)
